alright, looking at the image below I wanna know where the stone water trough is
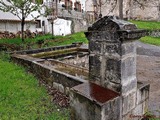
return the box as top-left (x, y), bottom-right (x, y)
top-left (11, 16), bottom-right (150, 120)
top-left (11, 43), bottom-right (89, 94)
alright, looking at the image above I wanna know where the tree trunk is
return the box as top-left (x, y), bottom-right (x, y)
top-left (51, 21), bottom-right (54, 36)
top-left (119, 0), bottom-right (123, 19)
top-left (158, 2), bottom-right (160, 21)
top-left (56, 0), bottom-right (58, 16)
top-left (21, 9), bottom-right (25, 42)
top-left (71, 19), bottom-right (75, 34)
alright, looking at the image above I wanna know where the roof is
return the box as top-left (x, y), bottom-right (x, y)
top-left (0, 19), bottom-right (37, 23)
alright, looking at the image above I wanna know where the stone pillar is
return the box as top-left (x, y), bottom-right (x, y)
top-left (85, 16), bottom-right (146, 95)
top-left (85, 16), bottom-right (147, 119)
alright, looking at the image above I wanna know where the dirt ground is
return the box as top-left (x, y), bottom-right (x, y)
top-left (137, 55), bottom-right (160, 116)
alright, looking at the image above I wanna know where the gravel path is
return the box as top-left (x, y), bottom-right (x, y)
top-left (136, 41), bottom-right (160, 116)
top-left (136, 41), bottom-right (160, 57)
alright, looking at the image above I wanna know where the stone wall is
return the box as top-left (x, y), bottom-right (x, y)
top-left (70, 82), bottom-right (121, 120)
top-left (11, 53), bottom-right (85, 95)
top-left (62, 54), bottom-right (89, 69)
top-left (70, 19), bottom-right (88, 33)
top-left (86, 0), bottom-right (160, 21)
top-left (10, 43), bottom-right (82, 55)
top-left (129, 0), bottom-right (160, 21)
top-left (149, 30), bottom-right (160, 37)
top-left (132, 82), bottom-right (150, 117)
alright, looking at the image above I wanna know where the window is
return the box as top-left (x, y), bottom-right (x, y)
top-left (65, 0), bottom-right (73, 10)
top-left (74, 1), bottom-right (81, 12)
top-left (35, 20), bottom-right (41, 28)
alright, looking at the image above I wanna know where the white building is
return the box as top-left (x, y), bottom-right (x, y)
top-left (43, 0), bottom-right (87, 35)
top-left (0, 9), bottom-right (37, 33)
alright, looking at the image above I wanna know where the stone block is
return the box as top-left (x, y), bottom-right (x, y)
top-left (121, 56), bottom-right (136, 81)
top-left (50, 69), bottom-right (83, 89)
top-left (122, 92), bottom-right (136, 115)
top-left (86, 31), bottom-right (119, 42)
top-left (70, 87), bottom-right (102, 120)
top-left (89, 73), bottom-right (101, 84)
top-left (104, 81), bottom-right (121, 93)
top-left (121, 42), bottom-right (136, 56)
top-left (132, 104), bottom-right (143, 116)
top-left (142, 99), bottom-right (149, 114)
top-left (70, 82), bottom-right (121, 120)
top-left (89, 54), bottom-right (101, 80)
top-left (65, 87), bottom-right (70, 95)
top-left (58, 84), bottom-right (64, 93)
top-left (102, 96), bottom-right (121, 120)
top-left (89, 40), bottom-right (103, 53)
top-left (136, 82), bottom-right (150, 105)
top-left (104, 43), bottom-right (121, 55)
top-left (53, 82), bottom-right (59, 90)
top-left (105, 58), bottom-right (121, 84)
top-left (121, 78), bottom-right (137, 95)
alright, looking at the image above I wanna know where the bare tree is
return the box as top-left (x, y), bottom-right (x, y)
top-left (119, 0), bottom-right (123, 19)
top-left (93, 0), bottom-right (119, 19)
top-left (93, 0), bottom-right (159, 20)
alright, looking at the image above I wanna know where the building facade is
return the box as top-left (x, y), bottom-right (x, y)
top-left (43, 0), bottom-right (88, 35)
top-left (85, 0), bottom-right (160, 21)
top-left (0, 8), bottom-right (38, 33)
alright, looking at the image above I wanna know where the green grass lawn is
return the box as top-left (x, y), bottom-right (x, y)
top-left (130, 20), bottom-right (160, 46)
top-left (0, 34), bottom-right (54, 45)
top-left (0, 32), bottom-right (88, 49)
top-left (0, 53), bottom-right (69, 120)
top-left (141, 36), bottom-right (160, 46)
top-left (130, 20), bottom-right (160, 30)
top-left (47, 32), bottom-right (88, 46)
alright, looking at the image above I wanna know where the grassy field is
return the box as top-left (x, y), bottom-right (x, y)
top-left (47, 32), bottom-right (88, 46)
top-left (130, 20), bottom-right (160, 30)
top-left (0, 32), bottom-right (88, 49)
top-left (0, 52), bottom-right (69, 120)
top-left (141, 36), bottom-right (160, 46)
top-left (0, 34), bottom-right (54, 45)
top-left (130, 20), bottom-right (160, 46)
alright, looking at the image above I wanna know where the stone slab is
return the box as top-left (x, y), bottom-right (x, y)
top-left (71, 82), bottom-right (120, 106)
